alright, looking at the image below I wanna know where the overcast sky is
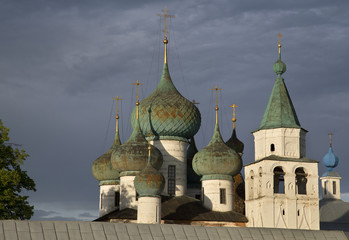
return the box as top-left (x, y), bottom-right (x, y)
top-left (0, 0), bottom-right (348, 221)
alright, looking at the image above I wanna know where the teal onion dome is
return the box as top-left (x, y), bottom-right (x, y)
top-left (322, 147), bottom-right (339, 172)
top-left (111, 118), bottom-right (163, 174)
top-left (192, 123), bottom-right (242, 180)
top-left (131, 63), bottom-right (201, 141)
top-left (273, 52), bottom-right (286, 76)
top-left (225, 128), bottom-right (244, 155)
top-left (187, 137), bottom-right (201, 188)
top-left (92, 131), bottom-right (121, 184)
top-left (134, 156), bottom-right (165, 197)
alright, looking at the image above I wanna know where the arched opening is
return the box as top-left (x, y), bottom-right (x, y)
top-left (248, 170), bottom-right (254, 199)
top-left (271, 144), bottom-right (275, 152)
top-left (274, 167), bottom-right (285, 194)
top-left (295, 168), bottom-right (307, 195)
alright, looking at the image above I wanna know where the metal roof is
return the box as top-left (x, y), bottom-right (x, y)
top-left (0, 221), bottom-right (347, 240)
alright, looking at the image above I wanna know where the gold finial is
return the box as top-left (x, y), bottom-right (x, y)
top-left (131, 80), bottom-right (144, 119)
top-left (157, 6), bottom-right (174, 64)
top-left (112, 96), bottom-right (124, 132)
top-left (277, 33), bottom-right (282, 54)
top-left (230, 104), bottom-right (238, 129)
top-left (211, 85), bottom-right (222, 124)
top-left (145, 131), bottom-right (154, 157)
top-left (329, 132), bottom-right (333, 147)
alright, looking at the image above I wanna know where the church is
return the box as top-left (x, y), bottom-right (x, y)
top-left (89, 7), bottom-right (348, 236)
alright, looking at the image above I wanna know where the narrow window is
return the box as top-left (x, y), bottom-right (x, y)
top-left (271, 144), bottom-right (275, 152)
top-left (136, 191), bottom-right (139, 201)
top-left (220, 188), bottom-right (226, 204)
top-left (297, 210), bottom-right (300, 216)
top-left (324, 181), bottom-right (327, 195)
top-left (168, 165), bottom-right (176, 196)
top-left (274, 167), bottom-right (285, 194)
top-left (115, 192), bottom-right (120, 207)
top-left (333, 181), bottom-right (337, 195)
top-left (100, 193), bottom-right (103, 209)
top-left (282, 209), bottom-right (285, 215)
top-left (202, 187), bottom-right (204, 204)
top-left (249, 170), bottom-right (254, 199)
top-left (295, 168), bottom-right (307, 195)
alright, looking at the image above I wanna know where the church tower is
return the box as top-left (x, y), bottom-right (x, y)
top-left (320, 133), bottom-right (341, 200)
top-left (193, 86), bottom-right (242, 212)
top-left (245, 35), bottom-right (319, 230)
top-left (92, 97), bottom-right (122, 217)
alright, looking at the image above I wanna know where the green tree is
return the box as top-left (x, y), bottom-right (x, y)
top-left (0, 119), bottom-right (36, 219)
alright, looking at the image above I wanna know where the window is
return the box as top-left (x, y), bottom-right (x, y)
top-left (100, 193), bottom-right (103, 209)
top-left (249, 170), bottom-right (254, 199)
top-left (274, 167), bottom-right (285, 194)
top-left (324, 181), bottom-right (327, 195)
top-left (136, 191), bottom-right (139, 201)
top-left (295, 168), bottom-right (307, 195)
top-left (168, 165), bottom-right (176, 196)
top-left (271, 144), bottom-right (275, 152)
top-left (220, 188), bottom-right (226, 204)
top-left (333, 181), bottom-right (337, 194)
top-left (115, 192), bottom-right (120, 207)
top-left (202, 188), bottom-right (204, 203)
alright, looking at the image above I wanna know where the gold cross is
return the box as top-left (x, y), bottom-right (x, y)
top-left (277, 33), bottom-right (282, 53)
top-left (145, 130), bottom-right (155, 156)
top-left (112, 96), bottom-right (124, 119)
top-left (192, 99), bottom-right (199, 105)
top-left (329, 132), bottom-right (333, 147)
top-left (131, 80), bottom-right (144, 105)
top-left (230, 104), bottom-right (238, 129)
top-left (211, 85), bottom-right (222, 124)
top-left (157, 6), bottom-right (175, 39)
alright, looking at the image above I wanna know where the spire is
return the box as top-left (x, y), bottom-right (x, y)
top-left (258, 34), bottom-right (300, 130)
top-left (112, 96), bottom-right (123, 145)
top-left (211, 85), bottom-right (222, 125)
top-left (157, 6), bottom-right (174, 64)
top-left (132, 80), bottom-right (144, 119)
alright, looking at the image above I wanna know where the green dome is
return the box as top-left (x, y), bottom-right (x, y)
top-left (131, 63), bottom-right (201, 141)
top-left (193, 124), bottom-right (242, 180)
top-left (225, 128), bottom-right (244, 155)
top-left (187, 137), bottom-right (201, 189)
top-left (134, 156), bottom-right (165, 197)
top-left (111, 118), bottom-right (163, 173)
top-left (92, 132), bottom-right (121, 183)
top-left (273, 53), bottom-right (286, 76)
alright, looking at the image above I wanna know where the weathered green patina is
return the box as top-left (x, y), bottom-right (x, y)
top-left (92, 131), bottom-right (121, 184)
top-left (186, 137), bottom-right (201, 188)
top-left (192, 123), bottom-right (242, 178)
top-left (134, 156), bottom-right (165, 197)
top-left (225, 128), bottom-right (244, 155)
top-left (111, 119), bottom-right (163, 173)
top-left (258, 51), bottom-right (300, 131)
top-left (131, 63), bottom-right (201, 142)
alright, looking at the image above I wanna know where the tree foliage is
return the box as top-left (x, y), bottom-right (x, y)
top-left (0, 119), bottom-right (36, 220)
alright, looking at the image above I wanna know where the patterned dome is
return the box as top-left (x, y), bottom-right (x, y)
top-left (111, 118), bottom-right (163, 174)
top-left (131, 63), bottom-right (201, 141)
top-left (92, 132), bottom-right (120, 183)
top-left (322, 147), bottom-right (339, 171)
top-left (193, 123), bottom-right (242, 180)
top-left (134, 156), bottom-right (165, 197)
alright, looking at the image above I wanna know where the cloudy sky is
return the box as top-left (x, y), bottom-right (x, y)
top-left (0, 0), bottom-right (348, 221)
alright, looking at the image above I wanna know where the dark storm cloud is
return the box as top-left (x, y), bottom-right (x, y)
top-left (0, 0), bottom-right (348, 220)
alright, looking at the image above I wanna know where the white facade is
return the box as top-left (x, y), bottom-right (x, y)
top-left (151, 140), bottom-right (188, 196)
top-left (137, 197), bottom-right (162, 224)
top-left (202, 179), bottom-right (233, 212)
top-left (245, 160), bottom-right (319, 230)
top-left (253, 128), bottom-right (306, 160)
top-left (320, 175), bottom-right (341, 200)
top-left (120, 175), bottom-right (138, 210)
top-left (99, 184), bottom-right (120, 217)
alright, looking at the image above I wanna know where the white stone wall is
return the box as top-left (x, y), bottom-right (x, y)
top-left (320, 176), bottom-right (341, 199)
top-left (151, 140), bottom-right (188, 196)
top-left (245, 160), bottom-right (319, 230)
top-left (120, 176), bottom-right (138, 210)
top-left (99, 184), bottom-right (120, 217)
top-left (137, 197), bottom-right (161, 224)
top-left (202, 179), bottom-right (233, 212)
top-left (253, 128), bottom-right (307, 160)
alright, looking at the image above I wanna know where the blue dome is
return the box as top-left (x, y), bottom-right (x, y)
top-left (322, 147), bottom-right (339, 171)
